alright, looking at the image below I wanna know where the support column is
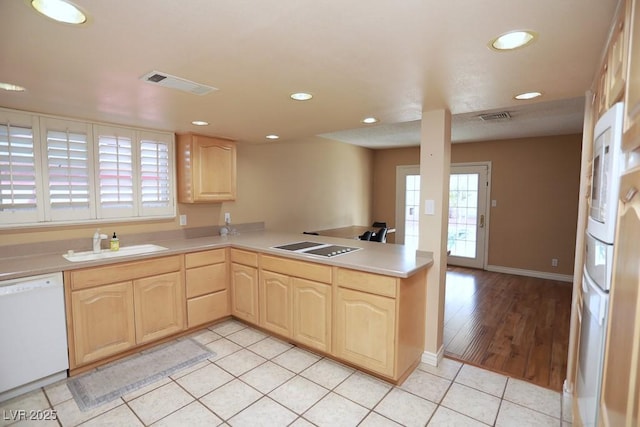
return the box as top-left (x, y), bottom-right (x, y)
top-left (418, 109), bottom-right (451, 365)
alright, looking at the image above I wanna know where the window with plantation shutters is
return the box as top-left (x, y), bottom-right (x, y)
top-left (0, 111), bottom-right (42, 224)
top-left (96, 126), bottom-right (136, 218)
top-left (139, 133), bottom-right (173, 216)
top-left (0, 108), bottom-right (175, 227)
top-left (42, 118), bottom-right (94, 221)
top-left (0, 124), bottom-right (36, 210)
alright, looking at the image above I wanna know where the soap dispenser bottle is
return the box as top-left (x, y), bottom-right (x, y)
top-left (110, 232), bottom-right (119, 251)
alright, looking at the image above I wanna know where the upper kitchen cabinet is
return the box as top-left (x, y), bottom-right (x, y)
top-left (176, 134), bottom-right (237, 203)
top-left (624, 0), bottom-right (640, 150)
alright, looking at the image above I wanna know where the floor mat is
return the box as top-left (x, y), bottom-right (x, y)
top-left (67, 338), bottom-right (215, 411)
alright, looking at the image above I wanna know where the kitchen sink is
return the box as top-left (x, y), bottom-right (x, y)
top-left (63, 244), bottom-right (169, 262)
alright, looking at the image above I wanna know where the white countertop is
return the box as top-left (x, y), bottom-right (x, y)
top-left (0, 230), bottom-right (433, 281)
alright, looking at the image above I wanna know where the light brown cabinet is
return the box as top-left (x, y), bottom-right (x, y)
top-left (259, 254), bottom-right (332, 352)
top-left (292, 277), bottom-right (331, 353)
top-left (185, 249), bottom-right (229, 327)
top-left (70, 281), bottom-right (136, 366)
top-left (260, 270), bottom-right (292, 337)
top-left (176, 133), bottom-right (237, 203)
top-left (333, 267), bottom-right (427, 380)
top-left (335, 287), bottom-right (396, 376)
top-left (230, 249), bottom-right (259, 324)
top-left (607, 11), bottom-right (628, 107)
top-left (134, 271), bottom-right (185, 344)
top-left (599, 169), bottom-right (640, 427)
top-left (624, 0), bottom-right (640, 149)
top-left (65, 255), bottom-right (185, 369)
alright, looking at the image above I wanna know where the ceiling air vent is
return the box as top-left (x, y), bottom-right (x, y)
top-left (140, 71), bottom-right (217, 95)
top-left (478, 111), bottom-right (511, 121)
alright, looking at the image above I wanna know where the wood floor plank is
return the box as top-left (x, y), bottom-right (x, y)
top-left (444, 266), bottom-right (572, 391)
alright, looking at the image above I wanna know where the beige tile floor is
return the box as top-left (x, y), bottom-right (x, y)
top-left (0, 319), bottom-right (574, 426)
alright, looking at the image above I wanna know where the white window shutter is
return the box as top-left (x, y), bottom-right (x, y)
top-left (0, 111), bottom-right (43, 224)
top-left (40, 117), bottom-right (95, 221)
top-left (139, 131), bottom-right (175, 217)
top-left (95, 125), bottom-right (137, 219)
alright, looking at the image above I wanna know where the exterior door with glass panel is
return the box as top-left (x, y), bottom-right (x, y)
top-left (448, 164), bottom-right (489, 269)
top-left (395, 165), bottom-right (420, 250)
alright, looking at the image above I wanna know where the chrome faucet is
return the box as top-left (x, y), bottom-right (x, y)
top-left (93, 230), bottom-right (108, 253)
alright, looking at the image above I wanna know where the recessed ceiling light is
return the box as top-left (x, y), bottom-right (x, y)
top-left (515, 91), bottom-right (542, 100)
top-left (0, 82), bottom-right (26, 92)
top-left (265, 134), bottom-right (279, 140)
top-left (362, 117), bottom-right (378, 124)
top-left (290, 92), bottom-right (313, 101)
top-left (31, 0), bottom-right (88, 25)
top-left (489, 30), bottom-right (537, 51)
top-left (191, 120), bottom-right (209, 126)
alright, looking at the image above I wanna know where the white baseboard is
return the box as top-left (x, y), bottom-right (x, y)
top-left (421, 345), bottom-right (444, 367)
top-left (485, 265), bottom-right (573, 283)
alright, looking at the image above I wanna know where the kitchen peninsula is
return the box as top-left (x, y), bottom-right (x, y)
top-left (0, 229), bottom-right (432, 385)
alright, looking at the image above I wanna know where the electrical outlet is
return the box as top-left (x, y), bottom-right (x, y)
top-left (179, 214), bottom-right (187, 226)
top-left (552, 258), bottom-right (558, 267)
top-left (224, 212), bottom-right (231, 223)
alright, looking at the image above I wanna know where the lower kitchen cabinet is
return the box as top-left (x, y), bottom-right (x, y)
top-left (292, 277), bottom-right (331, 352)
top-left (333, 267), bottom-right (426, 380)
top-left (334, 287), bottom-right (396, 377)
top-left (65, 255), bottom-right (185, 370)
top-left (71, 281), bottom-right (136, 366)
top-left (230, 249), bottom-right (259, 325)
top-left (260, 270), bottom-right (292, 337)
top-left (185, 249), bottom-right (229, 327)
top-left (134, 271), bottom-right (185, 344)
top-left (259, 254), bottom-right (333, 351)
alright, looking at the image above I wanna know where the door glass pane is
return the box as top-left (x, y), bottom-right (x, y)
top-left (448, 173), bottom-right (479, 258)
top-left (405, 174), bottom-right (420, 250)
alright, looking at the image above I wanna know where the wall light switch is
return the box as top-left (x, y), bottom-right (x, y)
top-left (424, 199), bottom-right (435, 215)
top-left (179, 214), bottom-right (187, 226)
top-left (491, 200), bottom-right (497, 207)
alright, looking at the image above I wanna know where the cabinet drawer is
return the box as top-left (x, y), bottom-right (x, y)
top-left (186, 263), bottom-right (227, 298)
top-left (336, 268), bottom-right (397, 298)
top-left (260, 255), bottom-right (332, 284)
top-left (187, 290), bottom-right (229, 327)
top-left (70, 255), bottom-right (182, 290)
top-left (185, 249), bottom-right (226, 268)
top-left (230, 249), bottom-right (258, 267)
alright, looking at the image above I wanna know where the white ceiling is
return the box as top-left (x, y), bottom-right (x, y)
top-left (0, 0), bottom-right (618, 148)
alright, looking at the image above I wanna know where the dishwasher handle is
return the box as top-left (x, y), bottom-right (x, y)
top-left (0, 274), bottom-right (63, 297)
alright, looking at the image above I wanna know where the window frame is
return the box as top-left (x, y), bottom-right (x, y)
top-left (0, 108), bottom-right (176, 229)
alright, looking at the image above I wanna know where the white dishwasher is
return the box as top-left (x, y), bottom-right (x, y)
top-left (0, 272), bottom-right (69, 402)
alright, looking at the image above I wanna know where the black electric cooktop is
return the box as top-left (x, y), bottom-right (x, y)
top-left (273, 241), bottom-right (323, 251)
top-left (272, 241), bottom-right (361, 258)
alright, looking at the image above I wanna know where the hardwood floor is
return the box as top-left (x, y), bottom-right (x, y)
top-left (443, 266), bottom-right (573, 391)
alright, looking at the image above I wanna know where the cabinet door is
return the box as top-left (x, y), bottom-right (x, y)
top-left (607, 12), bottom-right (627, 106)
top-left (292, 278), bottom-right (331, 352)
top-left (624, 0), bottom-right (640, 147)
top-left (177, 134), bottom-right (237, 203)
top-left (600, 169), bottom-right (640, 427)
top-left (259, 270), bottom-right (292, 337)
top-left (71, 281), bottom-right (135, 365)
top-left (133, 271), bottom-right (185, 344)
top-left (230, 263), bottom-right (259, 324)
top-left (334, 287), bottom-right (396, 377)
